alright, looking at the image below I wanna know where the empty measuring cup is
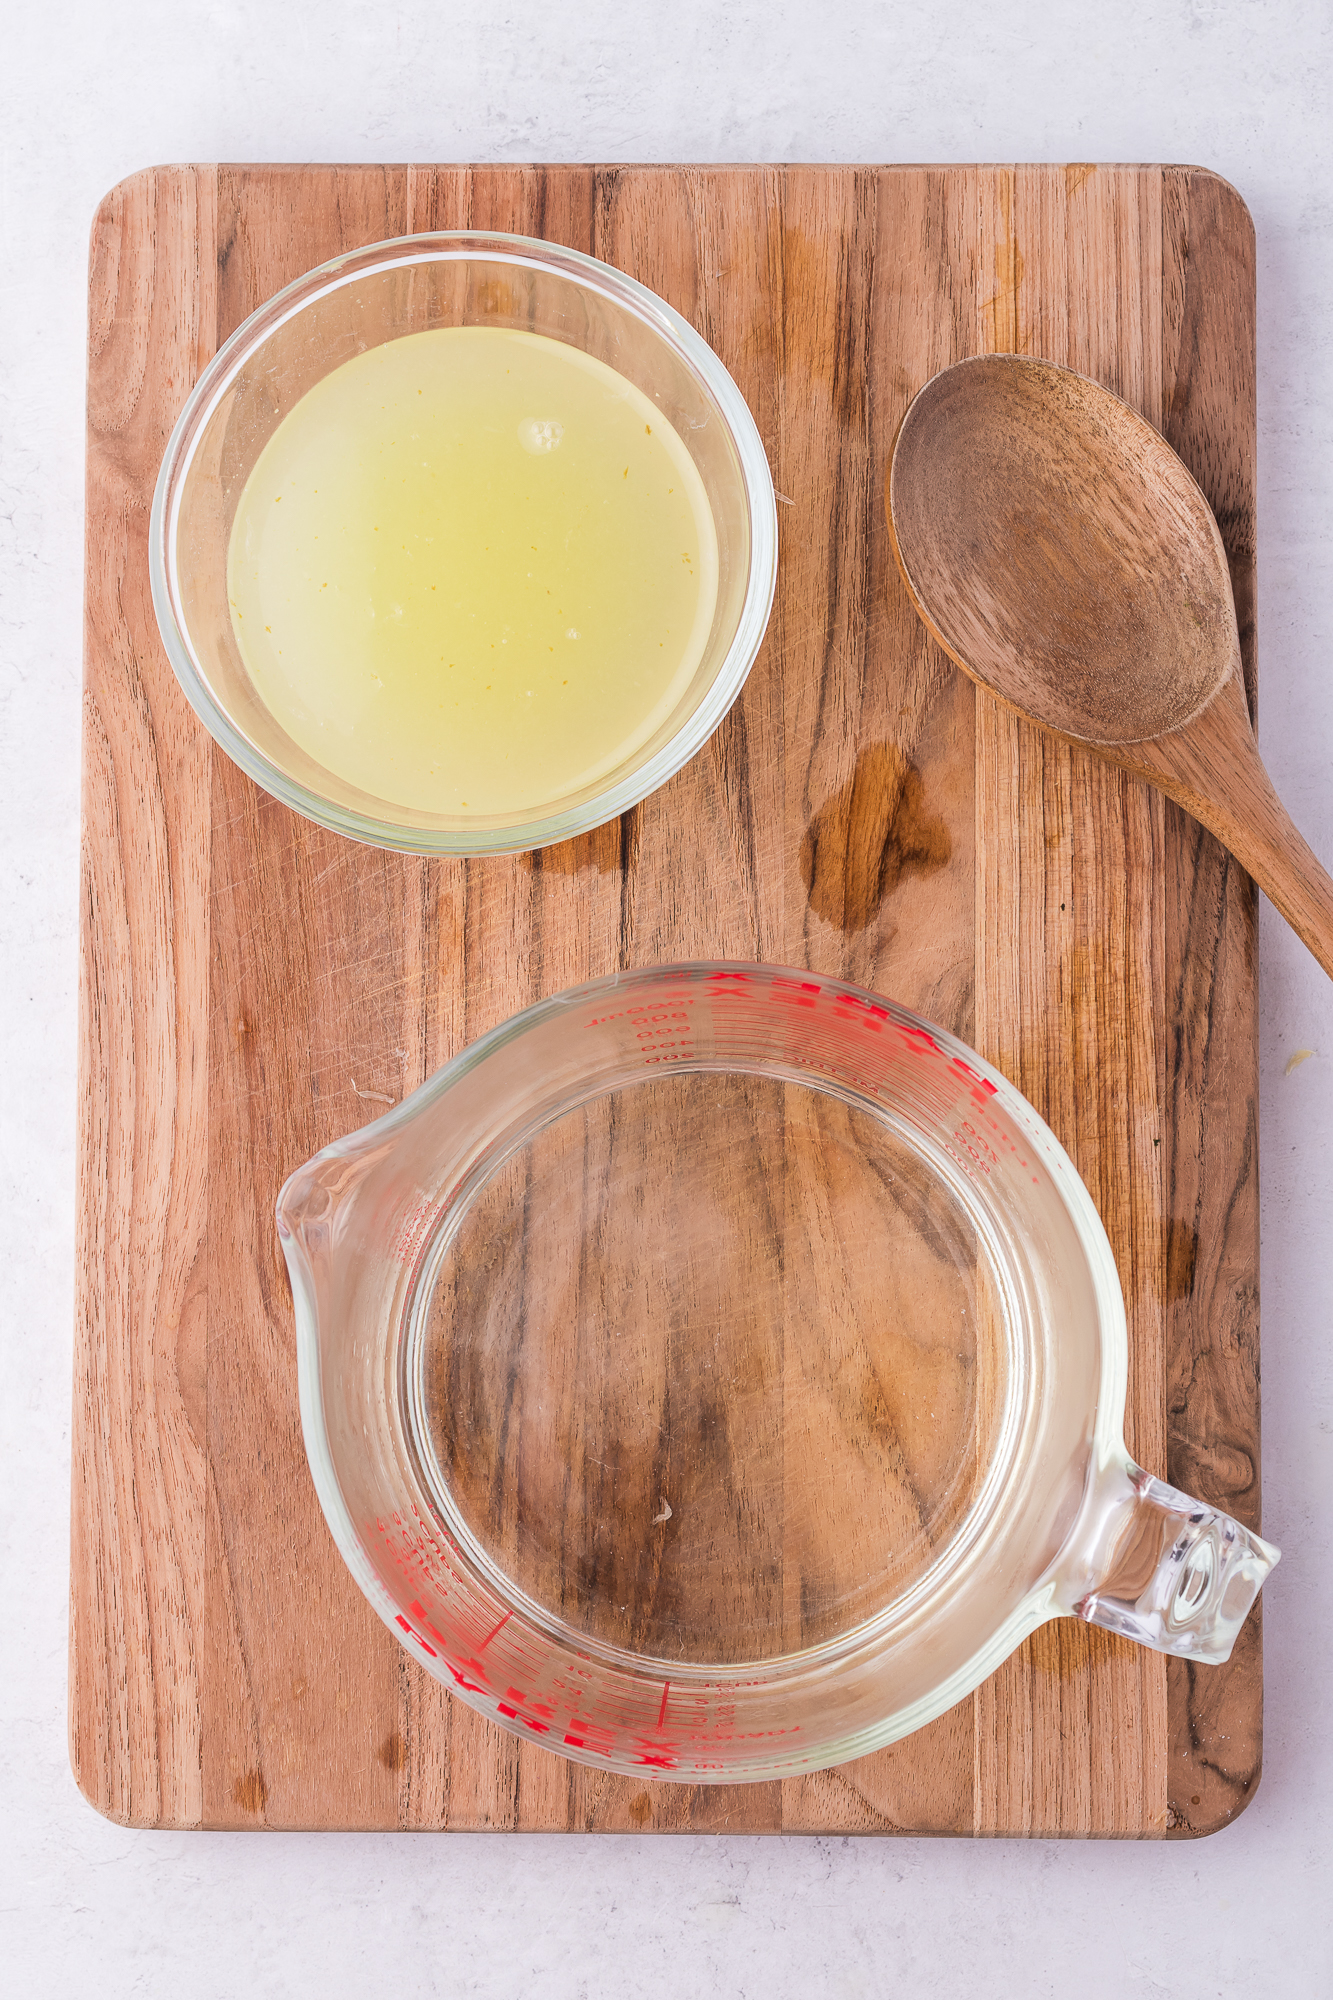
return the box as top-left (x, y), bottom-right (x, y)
top-left (277, 963), bottom-right (1279, 1782)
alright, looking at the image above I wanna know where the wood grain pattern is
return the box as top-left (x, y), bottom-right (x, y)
top-left (71, 163), bottom-right (1262, 1835)
top-left (1159, 167), bottom-right (1264, 1839)
top-left (971, 166), bottom-right (1170, 1838)
top-left (72, 165), bottom-right (217, 1828)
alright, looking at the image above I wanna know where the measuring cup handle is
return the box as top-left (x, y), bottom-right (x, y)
top-left (1073, 1462), bottom-right (1279, 1665)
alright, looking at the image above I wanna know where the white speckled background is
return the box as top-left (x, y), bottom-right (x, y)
top-left (3, 3), bottom-right (1331, 1992)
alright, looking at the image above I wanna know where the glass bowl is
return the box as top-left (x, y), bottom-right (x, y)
top-left (149, 232), bottom-right (777, 855)
top-left (276, 964), bottom-right (1279, 1784)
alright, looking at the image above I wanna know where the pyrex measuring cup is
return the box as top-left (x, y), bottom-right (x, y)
top-left (277, 964), bottom-right (1279, 1782)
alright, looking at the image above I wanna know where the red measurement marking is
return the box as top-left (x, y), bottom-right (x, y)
top-left (834, 1004), bottom-right (887, 1032)
top-left (952, 1056), bottom-right (997, 1095)
top-left (391, 1195), bottom-right (439, 1271)
top-left (447, 1663), bottom-right (487, 1694)
top-left (635, 1752), bottom-right (678, 1770)
top-left (835, 996), bottom-right (890, 1021)
top-left (657, 1682), bottom-right (671, 1728)
top-left (409, 1600), bottom-right (447, 1649)
top-left (588, 1001), bottom-right (695, 1028)
top-left (395, 1613), bottom-right (437, 1659)
top-left (494, 1685), bottom-right (554, 1734)
top-left (479, 1609), bottom-right (513, 1651)
top-left (564, 1716), bottom-right (621, 1754)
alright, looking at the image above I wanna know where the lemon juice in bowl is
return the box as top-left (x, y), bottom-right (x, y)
top-left (226, 326), bottom-right (719, 819)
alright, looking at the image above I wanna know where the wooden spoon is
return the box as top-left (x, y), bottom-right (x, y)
top-left (887, 353), bottom-right (1333, 980)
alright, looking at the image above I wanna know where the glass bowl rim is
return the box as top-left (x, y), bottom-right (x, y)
top-left (148, 229), bottom-right (779, 856)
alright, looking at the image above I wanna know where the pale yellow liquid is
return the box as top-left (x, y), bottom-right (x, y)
top-left (226, 326), bottom-right (719, 817)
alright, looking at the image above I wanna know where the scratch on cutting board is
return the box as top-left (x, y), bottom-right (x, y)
top-left (351, 1078), bottom-right (395, 1104)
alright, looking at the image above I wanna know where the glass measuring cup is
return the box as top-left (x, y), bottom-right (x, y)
top-left (277, 964), bottom-right (1279, 1782)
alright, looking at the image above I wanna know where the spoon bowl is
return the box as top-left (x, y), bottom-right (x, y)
top-left (888, 354), bottom-right (1333, 980)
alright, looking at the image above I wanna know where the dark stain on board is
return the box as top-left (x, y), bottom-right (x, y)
top-left (801, 743), bottom-right (952, 934)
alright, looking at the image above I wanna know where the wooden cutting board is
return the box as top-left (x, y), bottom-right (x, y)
top-left (71, 163), bottom-right (1264, 1836)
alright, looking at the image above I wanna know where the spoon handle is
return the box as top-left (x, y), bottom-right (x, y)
top-left (1131, 671), bottom-right (1333, 982)
top-left (1224, 778), bottom-right (1333, 981)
